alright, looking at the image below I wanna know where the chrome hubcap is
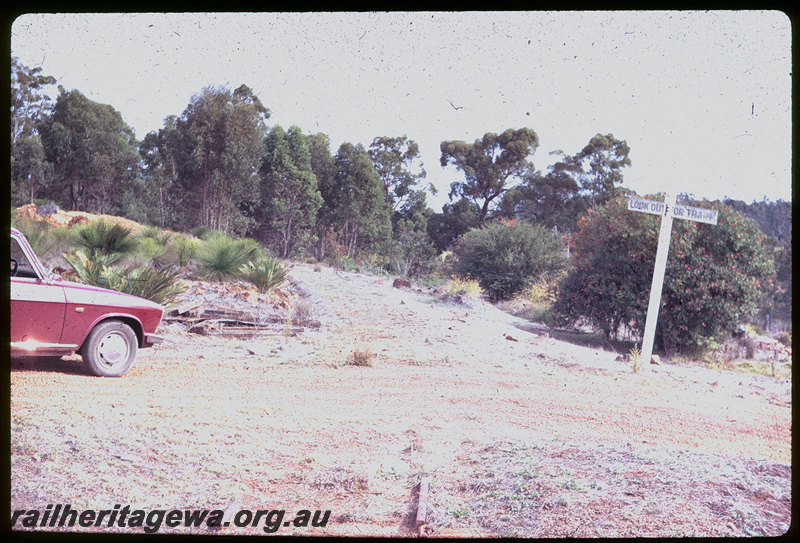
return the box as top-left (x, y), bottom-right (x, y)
top-left (97, 332), bottom-right (129, 367)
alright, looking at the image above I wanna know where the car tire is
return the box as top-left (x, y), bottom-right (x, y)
top-left (81, 320), bottom-right (138, 377)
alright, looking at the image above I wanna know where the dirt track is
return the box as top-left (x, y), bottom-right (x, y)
top-left (10, 262), bottom-right (792, 536)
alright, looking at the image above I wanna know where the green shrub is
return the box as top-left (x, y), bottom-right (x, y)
top-left (238, 237), bottom-right (266, 262)
top-left (135, 227), bottom-right (178, 267)
top-left (139, 225), bottom-right (174, 245)
top-left (525, 303), bottom-right (556, 326)
top-left (523, 271), bottom-right (566, 305)
top-left (340, 256), bottom-right (358, 272)
top-left (240, 257), bottom-right (288, 293)
top-left (167, 233), bottom-right (200, 268)
top-left (190, 226), bottom-right (211, 240)
top-left (553, 194), bottom-right (776, 355)
top-left (453, 219), bottom-right (567, 301)
top-left (196, 233), bottom-right (259, 281)
top-left (63, 250), bottom-right (184, 306)
top-left (135, 236), bottom-right (167, 264)
top-left (11, 212), bottom-right (70, 265)
top-left (71, 220), bottom-right (137, 258)
top-left (442, 277), bottom-right (483, 299)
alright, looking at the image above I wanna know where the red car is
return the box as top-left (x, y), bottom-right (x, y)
top-left (10, 227), bottom-right (164, 377)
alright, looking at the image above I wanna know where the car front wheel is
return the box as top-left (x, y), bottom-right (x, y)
top-left (81, 320), bottom-right (138, 377)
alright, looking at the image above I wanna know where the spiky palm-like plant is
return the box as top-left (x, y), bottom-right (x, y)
top-left (240, 257), bottom-right (288, 293)
top-left (71, 221), bottom-right (137, 259)
top-left (167, 233), bottom-right (200, 268)
top-left (63, 250), bottom-right (184, 306)
top-left (111, 266), bottom-right (185, 306)
top-left (63, 250), bottom-right (124, 287)
top-left (196, 233), bottom-right (259, 281)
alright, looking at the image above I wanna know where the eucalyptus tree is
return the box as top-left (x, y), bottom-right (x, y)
top-left (305, 133), bottom-right (338, 259)
top-left (551, 133), bottom-right (631, 208)
top-left (173, 84), bottom-right (270, 235)
top-left (11, 58), bottom-right (56, 153)
top-left (11, 134), bottom-right (52, 206)
top-left (368, 135), bottom-right (431, 211)
top-left (257, 125), bottom-right (323, 257)
top-left (318, 142), bottom-right (392, 258)
top-left (368, 135), bottom-right (437, 272)
top-left (10, 59), bottom-right (56, 205)
top-left (496, 167), bottom-right (585, 233)
top-left (426, 197), bottom-right (482, 253)
top-left (440, 127), bottom-right (539, 222)
top-left (37, 88), bottom-right (140, 213)
top-left (306, 133), bottom-right (337, 192)
top-left (389, 190), bottom-right (437, 277)
top-left (138, 115), bottom-right (183, 228)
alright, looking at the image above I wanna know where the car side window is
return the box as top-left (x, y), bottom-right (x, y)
top-left (10, 237), bottom-right (39, 279)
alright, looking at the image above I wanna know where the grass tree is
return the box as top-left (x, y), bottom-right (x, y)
top-left (240, 256), bottom-right (288, 293)
top-left (71, 220), bottom-right (137, 259)
top-left (196, 232), bottom-right (260, 281)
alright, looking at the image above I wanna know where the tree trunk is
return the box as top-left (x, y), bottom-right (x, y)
top-left (70, 178), bottom-right (78, 210)
top-left (479, 199), bottom-right (490, 222)
top-left (348, 223), bottom-right (358, 258)
top-left (158, 186), bottom-right (165, 228)
top-left (283, 214), bottom-right (293, 259)
top-left (201, 162), bottom-right (209, 228)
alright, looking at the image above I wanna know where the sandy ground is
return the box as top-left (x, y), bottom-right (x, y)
top-left (9, 262), bottom-right (792, 537)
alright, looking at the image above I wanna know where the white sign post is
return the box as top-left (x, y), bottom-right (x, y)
top-left (628, 194), bottom-right (718, 369)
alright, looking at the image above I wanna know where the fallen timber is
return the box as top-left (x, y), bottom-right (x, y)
top-left (163, 306), bottom-right (321, 338)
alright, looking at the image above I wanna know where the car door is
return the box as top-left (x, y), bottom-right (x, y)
top-left (10, 235), bottom-right (67, 346)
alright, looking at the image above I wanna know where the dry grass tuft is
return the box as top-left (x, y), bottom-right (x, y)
top-left (292, 298), bottom-right (316, 320)
top-left (442, 277), bottom-right (483, 299)
top-left (308, 467), bottom-right (370, 492)
top-left (405, 427), bottom-right (425, 452)
top-left (348, 344), bottom-right (375, 367)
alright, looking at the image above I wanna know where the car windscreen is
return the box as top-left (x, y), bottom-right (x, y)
top-left (10, 236), bottom-right (39, 279)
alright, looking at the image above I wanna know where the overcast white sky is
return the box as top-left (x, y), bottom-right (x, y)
top-left (10, 11), bottom-right (793, 210)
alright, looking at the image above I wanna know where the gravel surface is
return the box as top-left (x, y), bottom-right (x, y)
top-left (10, 262), bottom-right (792, 536)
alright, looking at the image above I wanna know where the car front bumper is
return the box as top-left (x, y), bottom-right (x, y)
top-left (144, 333), bottom-right (165, 347)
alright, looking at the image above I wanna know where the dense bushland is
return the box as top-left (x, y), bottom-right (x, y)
top-left (10, 58), bottom-right (790, 356)
top-left (551, 195), bottom-right (776, 355)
